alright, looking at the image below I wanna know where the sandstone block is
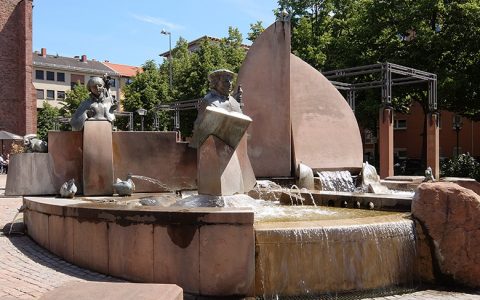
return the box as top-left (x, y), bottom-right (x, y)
top-left (412, 182), bottom-right (480, 288)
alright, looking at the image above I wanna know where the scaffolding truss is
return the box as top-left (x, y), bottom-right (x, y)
top-left (322, 62), bottom-right (437, 112)
top-left (155, 98), bottom-right (199, 130)
top-left (153, 62), bottom-right (437, 130)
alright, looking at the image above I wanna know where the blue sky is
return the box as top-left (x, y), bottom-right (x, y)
top-left (33, 0), bottom-right (279, 67)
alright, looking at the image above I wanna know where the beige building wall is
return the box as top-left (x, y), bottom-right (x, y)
top-left (33, 67), bottom-right (120, 109)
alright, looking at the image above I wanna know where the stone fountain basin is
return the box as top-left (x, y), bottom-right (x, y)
top-left (249, 188), bottom-right (414, 211)
top-left (23, 195), bottom-right (418, 298)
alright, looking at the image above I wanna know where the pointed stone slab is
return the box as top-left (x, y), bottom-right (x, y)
top-left (290, 54), bottom-right (363, 172)
top-left (237, 21), bottom-right (291, 177)
top-left (83, 121), bottom-right (113, 195)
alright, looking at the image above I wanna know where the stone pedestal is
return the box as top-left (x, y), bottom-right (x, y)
top-left (379, 108), bottom-right (394, 178)
top-left (83, 121), bottom-right (113, 195)
top-left (197, 135), bottom-right (255, 196)
top-left (426, 113), bottom-right (440, 179)
top-left (5, 153), bottom-right (56, 195)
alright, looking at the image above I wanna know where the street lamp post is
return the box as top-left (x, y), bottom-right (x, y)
top-left (453, 114), bottom-right (463, 156)
top-left (161, 29), bottom-right (179, 132)
top-left (161, 29), bottom-right (173, 89)
top-left (137, 108), bottom-right (147, 131)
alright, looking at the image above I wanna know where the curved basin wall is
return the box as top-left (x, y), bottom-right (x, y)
top-left (24, 197), bottom-right (418, 298)
top-left (23, 197), bottom-right (255, 297)
top-left (254, 215), bottom-right (418, 297)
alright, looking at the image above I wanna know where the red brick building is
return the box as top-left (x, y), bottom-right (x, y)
top-left (0, 0), bottom-right (36, 136)
top-left (364, 102), bottom-right (480, 171)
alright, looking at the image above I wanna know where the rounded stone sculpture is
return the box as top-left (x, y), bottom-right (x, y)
top-left (113, 174), bottom-right (135, 196)
top-left (59, 179), bottom-right (77, 198)
top-left (23, 134), bottom-right (48, 153)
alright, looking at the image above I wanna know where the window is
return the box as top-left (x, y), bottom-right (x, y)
top-left (46, 90), bottom-right (55, 100)
top-left (364, 129), bottom-right (376, 144)
top-left (126, 78), bottom-right (133, 85)
top-left (394, 119), bottom-right (407, 129)
top-left (35, 70), bottom-right (44, 80)
top-left (394, 148), bottom-right (408, 160)
top-left (110, 79), bottom-right (116, 87)
top-left (57, 72), bottom-right (65, 82)
top-left (46, 71), bottom-right (55, 81)
top-left (36, 89), bottom-right (44, 99)
top-left (57, 91), bottom-right (65, 99)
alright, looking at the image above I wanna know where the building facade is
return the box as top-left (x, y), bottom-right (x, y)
top-left (33, 48), bottom-right (123, 109)
top-left (102, 61), bottom-right (142, 111)
top-left (363, 102), bottom-right (480, 173)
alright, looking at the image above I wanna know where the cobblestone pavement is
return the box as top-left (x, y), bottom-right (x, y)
top-left (0, 175), bottom-right (122, 299)
top-left (1, 174), bottom-right (480, 299)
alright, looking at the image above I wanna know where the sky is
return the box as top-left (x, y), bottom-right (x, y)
top-left (32, 0), bottom-right (279, 67)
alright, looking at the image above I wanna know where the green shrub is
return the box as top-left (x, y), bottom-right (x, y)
top-left (440, 153), bottom-right (480, 181)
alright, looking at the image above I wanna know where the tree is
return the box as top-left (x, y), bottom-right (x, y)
top-left (247, 21), bottom-right (265, 42)
top-left (122, 60), bottom-right (168, 131)
top-left (278, 0), bottom-right (480, 118)
top-left (123, 27), bottom-right (248, 137)
top-left (60, 83), bottom-right (89, 119)
top-left (37, 101), bottom-right (59, 141)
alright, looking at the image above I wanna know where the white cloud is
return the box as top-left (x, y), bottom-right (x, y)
top-left (131, 14), bottom-right (185, 30)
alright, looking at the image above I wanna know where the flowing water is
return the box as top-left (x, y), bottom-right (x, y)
top-left (7, 208), bottom-right (22, 235)
top-left (8, 211), bottom-right (20, 235)
top-left (130, 175), bottom-right (173, 191)
top-left (316, 171), bottom-right (356, 192)
top-left (255, 214), bottom-right (417, 298)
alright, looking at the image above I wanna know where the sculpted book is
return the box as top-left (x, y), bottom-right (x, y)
top-left (190, 106), bottom-right (252, 149)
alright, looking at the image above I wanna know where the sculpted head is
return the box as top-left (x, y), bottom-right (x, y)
top-left (87, 77), bottom-right (105, 97)
top-left (208, 69), bottom-right (235, 97)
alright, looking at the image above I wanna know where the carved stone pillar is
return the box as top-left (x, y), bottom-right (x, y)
top-left (379, 107), bottom-right (394, 178)
top-left (83, 121), bottom-right (113, 195)
top-left (426, 113), bottom-right (440, 179)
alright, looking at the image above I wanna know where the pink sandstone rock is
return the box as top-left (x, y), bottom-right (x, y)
top-left (412, 182), bottom-right (480, 288)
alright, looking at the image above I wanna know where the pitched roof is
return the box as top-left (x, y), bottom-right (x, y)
top-left (102, 62), bottom-right (143, 77)
top-left (33, 52), bottom-right (117, 75)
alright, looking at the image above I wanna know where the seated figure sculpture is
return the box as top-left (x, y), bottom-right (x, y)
top-left (70, 75), bottom-right (118, 131)
top-left (190, 69), bottom-right (256, 196)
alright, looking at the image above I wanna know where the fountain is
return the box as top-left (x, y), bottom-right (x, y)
top-left (5, 19), bottom-right (424, 298)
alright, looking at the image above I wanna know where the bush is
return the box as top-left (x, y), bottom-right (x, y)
top-left (440, 153), bottom-right (480, 181)
top-left (10, 143), bottom-right (24, 154)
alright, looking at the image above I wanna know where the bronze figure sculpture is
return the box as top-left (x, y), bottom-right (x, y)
top-left (70, 75), bottom-right (118, 131)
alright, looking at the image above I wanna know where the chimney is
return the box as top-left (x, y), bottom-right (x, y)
top-left (41, 48), bottom-right (47, 57)
top-left (81, 54), bottom-right (87, 62)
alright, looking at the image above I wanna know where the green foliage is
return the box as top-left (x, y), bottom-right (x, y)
top-left (278, 0), bottom-right (480, 120)
top-left (441, 153), bottom-right (480, 181)
top-left (60, 84), bottom-right (89, 118)
top-left (37, 101), bottom-right (60, 141)
top-left (122, 60), bottom-right (168, 131)
top-left (248, 21), bottom-right (265, 42)
top-left (123, 28), bottom-right (248, 136)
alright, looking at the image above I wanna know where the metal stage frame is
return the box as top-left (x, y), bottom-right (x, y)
top-left (322, 62), bottom-right (437, 112)
top-left (154, 62), bottom-right (438, 131)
